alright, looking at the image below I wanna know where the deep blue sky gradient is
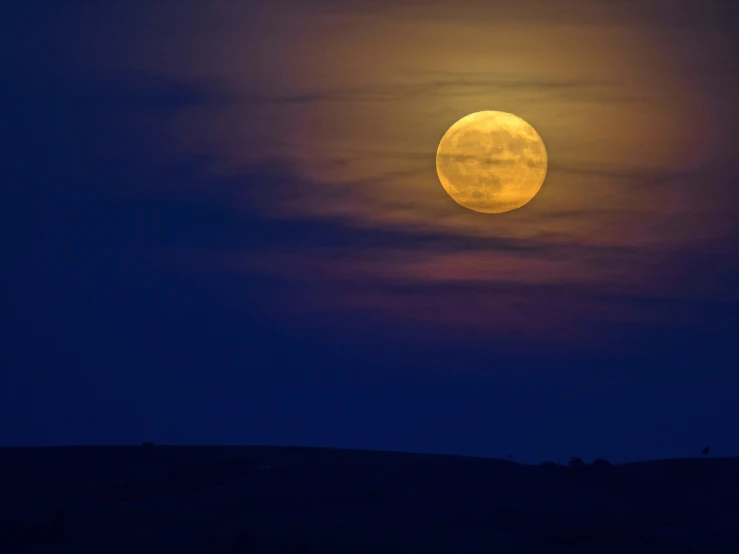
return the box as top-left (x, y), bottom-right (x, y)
top-left (5, 1), bottom-right (739, 463)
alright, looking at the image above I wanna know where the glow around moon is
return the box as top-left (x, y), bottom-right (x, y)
top-left (436, 111), bottom-right (548, 214)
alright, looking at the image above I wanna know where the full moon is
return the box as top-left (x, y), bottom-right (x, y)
top-left (436, 111), bottom-right (548, 214)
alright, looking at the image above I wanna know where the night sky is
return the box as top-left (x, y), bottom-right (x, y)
top-left (7, 0), bottom-right (739, 463)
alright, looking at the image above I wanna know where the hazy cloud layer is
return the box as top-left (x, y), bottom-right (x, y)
top-left (32, 0), bottom-right (739, 345)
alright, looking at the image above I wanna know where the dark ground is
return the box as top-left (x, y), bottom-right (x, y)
top-left (1, 445), bottom-right (737, 553)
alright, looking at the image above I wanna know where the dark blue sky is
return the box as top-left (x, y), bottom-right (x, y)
top-left (5, 1), bottom-right (739, 463)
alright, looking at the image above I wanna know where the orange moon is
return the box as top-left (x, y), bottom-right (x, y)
top-left (436, 111), bottom-right (548, 214)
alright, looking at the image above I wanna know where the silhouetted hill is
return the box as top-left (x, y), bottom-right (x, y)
top-left (1, 445), bottom-right (738, 553)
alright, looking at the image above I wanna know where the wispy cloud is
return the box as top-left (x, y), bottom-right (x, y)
top-left (230, 76), bottom-right (647, 105)
top-left (52, 0), bottom-right (738, 345)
